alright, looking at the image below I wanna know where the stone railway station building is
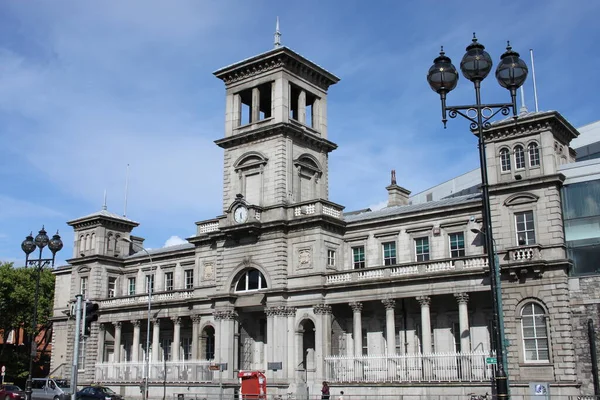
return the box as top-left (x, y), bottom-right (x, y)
top-left (49, 43), bottom-right (600, 399)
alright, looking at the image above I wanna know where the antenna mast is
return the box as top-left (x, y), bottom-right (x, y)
top-left (124, 164), bottom-right (130, 217)
top-left (103, 190), bottom-right (107, 210)
top-left (274, 17), bottom-right (281, 48)
top-left (530, 49), bottom-right (539, 112)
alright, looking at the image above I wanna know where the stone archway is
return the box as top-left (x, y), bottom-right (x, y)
top-left (299, 319), bottom-right (316, 375)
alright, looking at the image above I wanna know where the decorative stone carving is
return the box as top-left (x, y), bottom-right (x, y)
top-left (98, 323), bottom-right (106, 331)
top-left (171, 317), bottom-right (182, 325)
top-left (285, 307), bottom-right (297, 317)
top-left (203, 262), bottom-right (215, 281)
top-left (313, 304), bottom-right (332, 315)
top-left (241, 256), bottom-right (253, 268)
top-left (454, 293), bottom-right (469, 305)
top-left (417, 296), bottom-right (431, 307)
top-left (214, 310), bottom-right (237, 320)
top-left (114, 321), bottom-right (122, 328)
top-left (349, 302), bottom-right (363, 313)
top-left (131, 320), bottom-right (141, 327)
top-left (297, 248), bottom-right (312, 270)
top-left (382, 298), bottom-right (396, 310)
top-left (266, 306), bottom-right (289, 317)
top-left (191, 314), bottom-right (202, 324)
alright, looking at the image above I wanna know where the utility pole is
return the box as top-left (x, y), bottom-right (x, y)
top-left (71, 295), bottom-right (82, 400)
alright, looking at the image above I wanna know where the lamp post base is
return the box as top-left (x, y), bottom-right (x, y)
top-left (24, 375), bottom-right (33, 400)
top-left (496, 371), bottom-right (509, 399)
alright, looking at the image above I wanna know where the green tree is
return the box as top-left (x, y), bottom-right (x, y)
top-left (0, 261), bottom-right (56, 382)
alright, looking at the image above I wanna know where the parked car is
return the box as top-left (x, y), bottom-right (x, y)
top-left (31, 378), bottom-right (71, 400)
top-left (75, 386), bottom-right (123, 400)
top-left (0, 385), bottom-right (26, 400)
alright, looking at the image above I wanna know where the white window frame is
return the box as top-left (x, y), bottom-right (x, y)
top-left (184, 269), bottom-right (194, 289)
top-left (500, 148), bottom-right (511, 172)
top-left (515, 211), bottom-right (536, 245)
top-left (128, 277), bottom-right (136, 296)
top-left (415, 237), bottom-right (430, 262)
top-left (528, 142), bottom-right (540, 167)
top-left (327, 249), bottom-right (336, 267)
top-left (235, 269), bottom-right (267, 292)
top-left (352, 246), bottom-right (366, 269)
top-left (80, 277), bottom-right (88, 299)
top-left (164, 272), bottom-right (174, 291)
top-left (145, 274), bottom-right (155, 294)
top-left (382, 241), bottom-right (397, 266)
top-left (514, 145), bottom-right (526, 170)
top-left (107, 277), bottom-right (117, 298)
top-left (520, 302), bottom-right (549, 363)
top-left (449, 232), bottom-right (465, 258)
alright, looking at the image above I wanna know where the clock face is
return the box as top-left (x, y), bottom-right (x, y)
top-left (234, 206), bottom-right (248, 223)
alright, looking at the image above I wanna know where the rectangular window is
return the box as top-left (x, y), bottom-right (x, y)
top-left (128, 278), bottom-right (136, 296)
top-left (327, 249), bottom-right (336, 267)
top-left (362, 329), bottom-right (368, 355)
top-left (78, 337), bottom-right (86, 371)
top-left (415, 237), bottom-right (430, 262)
top-left (164, 272), bottom-right (174, 291)
top-left (182, 337), bottom-right (192, 360)
top-left (184, 269), bottom-right (194, 289)
top-left (107, 277), bottom-right (117, 298)
top-left (449, 232), bottom-right (466, 258)
top-left (382, 242), bottom-right (397, 265)
top-left (80, 277), bottom-right (88, 298)
top-left (352, 246), bottom-right (365, 269)
top-left (516, 211), bottom-right (536, 245)
top-left (145, 274), bottom-right (155, 294)
top-left (160, 338), bottom-right (171, 361)
top-left (515, 146), bottom-right (526, 169)
top-left (500, 149), bottom-right (511, 172)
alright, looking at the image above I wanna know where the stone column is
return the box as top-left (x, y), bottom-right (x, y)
top-left (350, 302), bottom-right (363, 356)
top-left (172, 317), bottom-right (181, 361)
top-left (251, 87), bottom-right (260, 123)
top-left (454, 293), bottom-right (471, 352)
top-left (191, 315), bottom-right (201, 360)
top-left (265, 306), bottom-right (278, 379)
top-left (298, 90), bottom-right (306, 124)
top-left (286, 307), bottom-right (296, 379)
top-left (132, 320), bottom-right (141, 362)
top-left (152, 318), bottom-right (161, 362)
top-left (382, 299), bottom-right (396, 354)
top-left (214, 310), bottom-right (236, 379)
top-left (417, 296), bottom-right (432, 354)
top-left (314, 304), bottom-right (332, 382)
top-left (97, 324), bottom-right (106, 363)
top-left (114, 322), bottom-right (122, 362)
top-left (312, 98), bottom-right (320, 130)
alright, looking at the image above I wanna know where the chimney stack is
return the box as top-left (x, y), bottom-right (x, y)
top-left (386, 170), bottom-right (411, 207)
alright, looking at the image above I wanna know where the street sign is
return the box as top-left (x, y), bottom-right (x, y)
top-left (485, 357), bottom-right (497, 365)
top-left (209, 365), bottom-right (220, 371)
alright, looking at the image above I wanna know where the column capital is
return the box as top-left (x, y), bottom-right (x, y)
top-left (454, 292), bottom-right (469, 305)
top-left (171, 317), bottom-right (182, 325)
top-left (152, 317), bottom-right (161, 325)
top-left (285, 307), bottom-right (297, 317)
top-left (191, 314), bottom-right (202, 323)
top-left (349, 301), bottom-right (363, 313)
top-left (265, 305), bottom-right (287, 317)
top-left (214, 309), bottom-right (237, 320)
top-left (313, 304), bottom-right (332, 315)
top-left (382, 298), bottom-right (396, 310)
top-left (114, 321), bottom-right (122, 329)
top-left (131, 319), bottom-right (141, 327)
top-left (98, 323), bottom-right (106, 331)
top-left (416, 296), bottom-right (431, 307)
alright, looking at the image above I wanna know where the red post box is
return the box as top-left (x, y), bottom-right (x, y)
top-left (238, 370), bottom-right (267, 399)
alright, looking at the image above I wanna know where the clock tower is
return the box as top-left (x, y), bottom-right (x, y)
top-left (213, 45), bottom-right (340, 222)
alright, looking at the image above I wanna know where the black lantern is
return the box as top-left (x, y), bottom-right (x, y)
top-left (496, 42), bottom-right (529, 91)
top-left (21, 233), bottom-right (36, 256)
top-left (427, 47), bottom-right (459, 94)
top-left (34, 227), bottom-right (49, 249)
top-left (48, 231), bottom-right (64, 255)
top-left (460, 34), bottom-right (493, 82)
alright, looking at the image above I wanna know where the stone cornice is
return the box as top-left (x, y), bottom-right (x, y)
top-left (214, 122), bottom-right (337, 153)
top-left (213, 46), bottom-right (340, 90)
top-left (489, 173), bottom-right (566, 195)
top-left (66, 254), bottom-right (125, 267)
top-left (482, 111), bottom-right (579, 145)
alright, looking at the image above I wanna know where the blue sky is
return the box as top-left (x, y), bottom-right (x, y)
top-left (1, 0), bottom-right (599, 266)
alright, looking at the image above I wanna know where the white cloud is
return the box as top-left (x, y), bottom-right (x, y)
top-left (164, 235), bottom-right (187, 248)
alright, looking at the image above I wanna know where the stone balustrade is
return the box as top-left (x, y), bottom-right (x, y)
top-left (100, 290), bottom-right (194, 308)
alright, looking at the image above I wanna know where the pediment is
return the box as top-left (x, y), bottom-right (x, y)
top-left (504, 193), bottom-right (539, 207)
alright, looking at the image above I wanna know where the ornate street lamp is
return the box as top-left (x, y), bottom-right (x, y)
top-left (427, 34), bottom-right (529, 400)
top-left (21, 227), bottom-right (63, 400)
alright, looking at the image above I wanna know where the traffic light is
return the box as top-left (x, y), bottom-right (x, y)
top-left (83, 302), bottom-right (99, 336)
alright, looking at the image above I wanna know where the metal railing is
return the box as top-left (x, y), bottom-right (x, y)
top-left (325, 351), bottom-right (493, 383)
top-left (95, 360), bottom-right (214, 383)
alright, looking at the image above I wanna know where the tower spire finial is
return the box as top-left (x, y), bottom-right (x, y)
top-left (103, 190), bottom-right (107, 211)
top-left (274, 16), bottom-right (281, 49)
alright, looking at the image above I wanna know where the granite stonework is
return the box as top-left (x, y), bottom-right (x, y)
top-left (49, 45), bottom-right (596, 399)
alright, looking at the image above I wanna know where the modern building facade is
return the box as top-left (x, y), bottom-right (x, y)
top-left (50, 44), bottom-right (598, 398)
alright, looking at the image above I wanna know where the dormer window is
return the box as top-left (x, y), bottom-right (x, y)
top-left (528, 143), bottom-right (540, 167)
top-left (500, 148), bottom-right (511, 172)
top-left (514, 145), bottom-right (526, 170)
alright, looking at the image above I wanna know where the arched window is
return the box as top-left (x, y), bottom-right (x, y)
top-left (234, 152), bottom-right (268, 206)
top-left (107, 233), bottom-right (114, 251)
top-left (85, 234), bottom-right (91, 251)
top-left (528, 143), bottom-right (540, 167)
top-left (90, 233), bottom-right (96, 250)
top-left (235, 269), bottom-right (267, 292)
top-left (521, 302), bottom-right (549, 362)
top-left (514, 145), bottom-right (525, 170)
top-left (79, 235), bottom-right (85, 253)
top-left (500, 148), bottom-right (511, 172)
top-left (294, 154), bottom-right (322, 202)
top-left (201, 326), bottom-right (215, 360)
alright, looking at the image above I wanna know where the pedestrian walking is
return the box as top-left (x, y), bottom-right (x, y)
top-left (338, 390), bottom-right (344, 400)
top-left (321, 381), bottom-right (330, 400)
